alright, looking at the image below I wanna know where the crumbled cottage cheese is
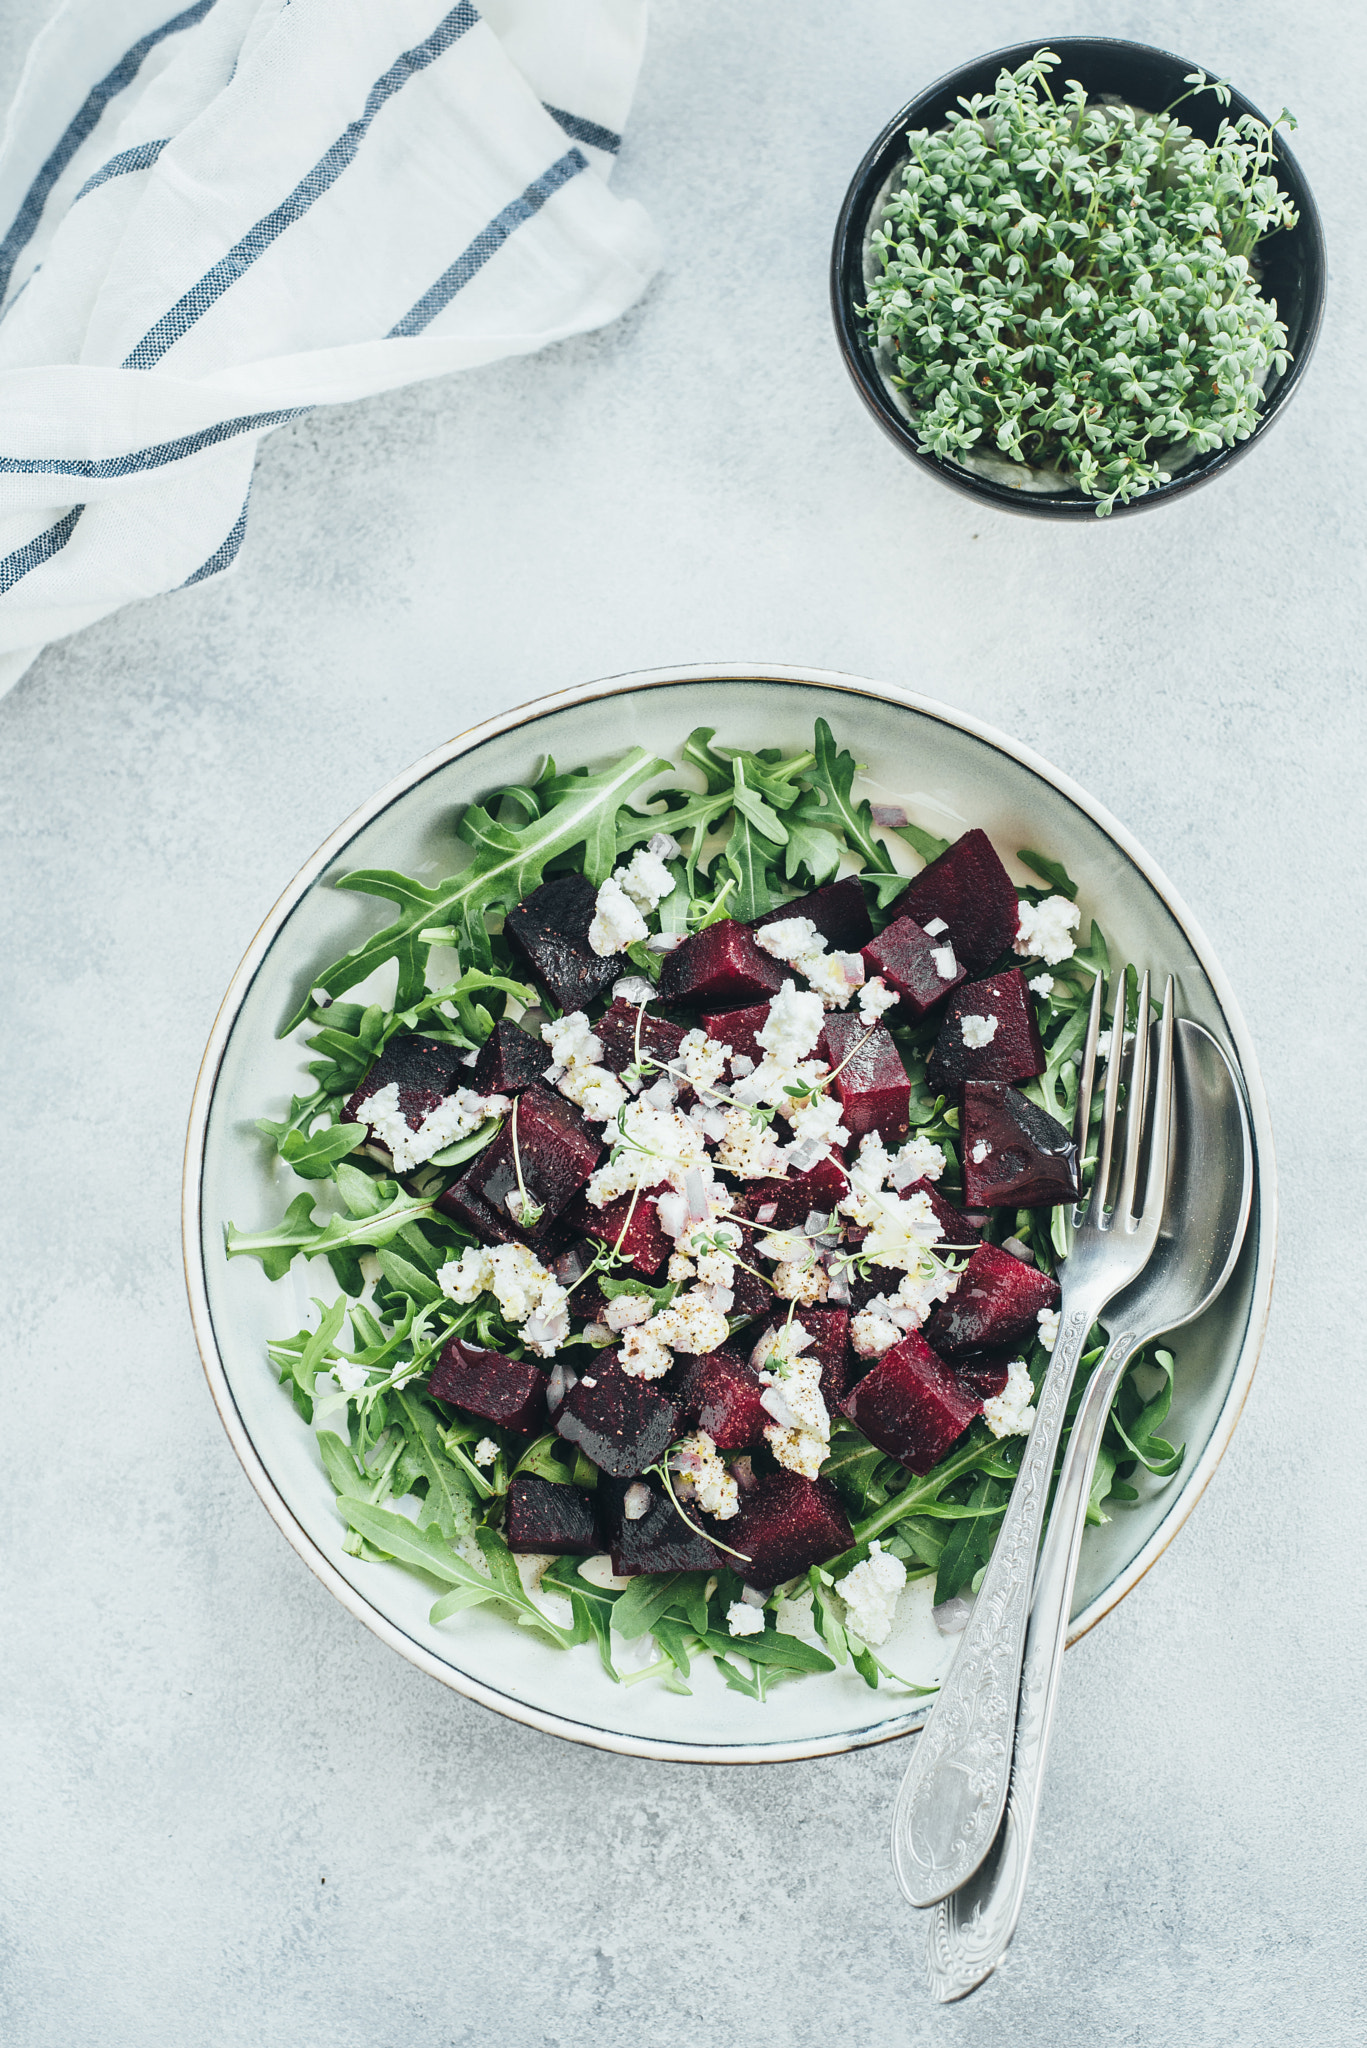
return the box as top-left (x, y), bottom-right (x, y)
top-left (539, 1011), bottom-right (628, 1122)
top-left (755, 918), bottom-right (864, 1008)
top-left (727, 1600), bottom-right (766, 1638)
top-left (755, 1328), bottom-right (830, 1479)
top-left (1014, 893), bottom-right (1081, 966)
top-left (858, 976), bottom-right (898, 1020)
top-left (586, 1101), bottom-right (711, 1205)
top-left (677, 1028), bottom-right (731, 1092)
top-left (618, 1282), bottom-right (732, 1381)
top-left (889, 1133), bottom-right (946, 1187)
top-left (930, 944), bottom-right (958, 981)
top-left (983, 1358), bottom-right (1037, 1438)
top-left (971, 1139), bottom-right (992, 1164)
top-left (850, 1308), bottom-right (902, 1359)
top-left (473, 1438), bottom-right (498, 1468)
top-left (960, 1013), bottom-right (999, 1049)
top-left (617, 846), bottom-right (676, 913)
top-left (1028, 972), bottom-right (1055, 998)
top-left (618, 1325), bottom-right (674, 1380)
top-left (437, 1244), bottom-right (570, 1356)
top-left (357, 1082), bottom-right (509, 1174)
top-left (756, 980), bottom-right (825, 1065)
top-left (588, 873), bottom-right (649, 955)
top-left (713, 1107), bottom-right (788, 1179)
top-left (671, 1431), bottom-right (739, 1520)
top-left (1036, 1306), bottom-right (1060, 1352)
top-left (835, 1541), bottom-right (907, 1647)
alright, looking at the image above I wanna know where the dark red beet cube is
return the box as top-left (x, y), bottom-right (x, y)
top-left (700, 999), bottom-right (772, 1066)
top-left (840, 1330), bottom-right (981, 1474)
top-left (713, 1473), bottom-right (853, 1587)
top-left (437, 1083), bottom-right (600, 1246)
top-left (504, 873), bottom-right (626, 1013)
top-left (818, 1014), bottom-right (910, 1144)
top-left (734, 1152), bottom-right (850, 1230)
top-left (754, 876), bottom-right (872, 952)
top-left (659, 918), bottom-right (785, 1008)
top-left (674, 1347), bottom-right (770, 1449)
top-left (953, 1352), bottom-right (1012, 1402)
top-left (861, 915), bottom-right (966, 1020)
top-left (593, 999), bottom-right (687, 1083)
top-left (961, 1081), bottom-right (1080, 1209)
top-left (564, 1182), bottom-right (672, 1277)
top-left (753, 1306), bottom-right (849, 1410)
top-left (925, 969), bottom-right (1046, 1098)
top-left (726, 1257), bottom-right (773, 1324)
top-left (427, 1337), bottom-right (548, 1435)
top-left (885, 828), bottom-right (1019, 973)
top-left (599, 1477), bottom-right (726, 1574)
top-left (506, 1473), bottom-right (598, 1555)
top-left (924, 1242), bottom-right (1060, 1359)
top-left (472, 1020), bottom-right (551, 1097)
top-left (901, 1177), bottom-right (983, 1247)
top-left (555, 1359), bottom-right (678, 1477)
top-left (343, 1033), bottom-right (462, 1132)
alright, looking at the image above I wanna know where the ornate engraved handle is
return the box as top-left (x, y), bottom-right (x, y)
top-left (890, 1300), bottom-right (1096, 1909)
top-left (924, 1329), bottom-right (1140, 2000)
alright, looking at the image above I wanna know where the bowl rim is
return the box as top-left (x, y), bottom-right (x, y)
top-left (829, 33), bottom-right (1328, 519)
top-left (182, 661), bottom-right (1277, 1763)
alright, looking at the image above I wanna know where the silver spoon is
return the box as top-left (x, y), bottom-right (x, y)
top-left (923, 1017), bottom-right (1254, 2001)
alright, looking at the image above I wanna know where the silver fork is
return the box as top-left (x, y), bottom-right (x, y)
top-left (891, 967), bottom-right (1175, 1909)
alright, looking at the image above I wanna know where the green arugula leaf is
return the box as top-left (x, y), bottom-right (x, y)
top-left (723, 803), bottom-right (783, 921)
top-left (392, 1389), bottom-right (477, 1543)
top-left (225, 1186), bottom-right (436, 1277)
top-left (782, 791), bottom-right (843, 886)
top-left (681, 726), bottom-right (733, 794)
top-left (254, 1117), bottom-right (366, 1180)
top-left (895, 820), bottom-right (951, 865)
top-left (1017, 848), bottom-right (1079, 898)
top-left (611, 1573), bottom-right (688, 1641)
top-left (700, 1629), bottom-right (835, 1673)
top-left (802, 718), bottom-right (885, 871)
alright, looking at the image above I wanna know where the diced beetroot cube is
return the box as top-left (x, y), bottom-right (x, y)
top-left (752, 1306), bottom-right (849, 1410)
top-left (427, 1337), bottom-right (548, 1435)
top-left (674, 1347), bottom-right (770, 1449)
top-left (846, 1259), bottom-right (905, 1313)
top-left (504, 873), bottom-right (626, 1013)
top-left (437, 1083), bottom-right (600, 1246)
top-left (860, 915), bottom-right (966, 1019)
top-left (555, 1359), bottom-right (678, 1476)
top-left (552, 1241), bottom-right (611, 1321)
top-left (727, 1258), bottom-right (773, 1324)
top-left (924, 1242), bottom-right (1060, 1359)
top-left (700, 999), bottom-right (772, 1066)
top-left (506, 1474), bottom-right (598, 1555)
top-left (592, 999), bottom-right (687, 1084)
top-left (472, 1020), bottom-right (551, 1097)
top-left (885, 828), bottom-right (1019, 973)
top-left (901, 1178), bottom-right (983, 1247)
top-left (754, 876), bottom-right (872, 952)
top-left (953, 1352), bottom-right (1012, 1402)
top-left (600, 1477), bottom-right (726, 1574)
top-left (733, 1152), bottom-right (850, 1230)
top-left (564, 1182), bottom-right (673, 1278)
top-left (925, 969), bottom-right (1046, 1097)
top-left (659, 918), bottom-right (786, 1008)
top-left (818, 1014), bottom-right (910, 1144)
top-left (343, 1033), bottom-right (463, 1131)
top-left (840, 1330), bottom-right (981, 1474)
top-left (712, 1472), bottom-right (853, 1586)
top-left (961, 1081), bottom-right (1080, 1209)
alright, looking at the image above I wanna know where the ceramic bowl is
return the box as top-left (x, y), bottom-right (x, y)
top-left (183, 664), bottom-right (1276, 1761)
top-left (830, 37), bottom-right (1327, 519)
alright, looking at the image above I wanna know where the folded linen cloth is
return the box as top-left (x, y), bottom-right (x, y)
top-left (0, 0), bottom-right (659, 692)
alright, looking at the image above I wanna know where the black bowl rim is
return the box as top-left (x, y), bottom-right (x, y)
top-left (830, 35), bottom-right (1328, 519)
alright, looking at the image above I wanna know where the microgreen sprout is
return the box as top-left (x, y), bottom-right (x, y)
top-left (862, 49), bottom-right (1299, 513)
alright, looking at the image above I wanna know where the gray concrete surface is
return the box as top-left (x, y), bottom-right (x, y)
top-left (3, 3), bottom-right (1365, 2043)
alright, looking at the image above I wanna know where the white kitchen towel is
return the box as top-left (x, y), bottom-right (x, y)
top-left (0, 0), bottom-right (659, 691)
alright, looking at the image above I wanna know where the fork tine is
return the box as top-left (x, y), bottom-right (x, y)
top-left (1139, 975), bottom-right (1176, 1231)
top-left (1116, 969), bottom-right (1151, 1222)
top-left (1089, 968), bottom-right (1127, 1222)
top-left (1071, 970), bottom-right (1104, 1177)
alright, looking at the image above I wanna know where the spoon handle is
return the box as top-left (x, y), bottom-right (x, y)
top-left (924, 1328), bottom-right (1141, 2002)
top-left (890, 1298), bottom-right (1099, 1907)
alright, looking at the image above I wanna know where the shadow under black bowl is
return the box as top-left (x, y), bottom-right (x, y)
top-left (830, 37), bottom-right (1327, 519)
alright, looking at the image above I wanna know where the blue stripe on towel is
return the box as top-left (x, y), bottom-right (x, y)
top-left (387, 148), bottom-right (588, 338)
top-left (123, 0), bottom-right (480, 370)
top-left (0, 407), bottom-right (305, 479)
top-left (543, 103), bottom-right (621, 155)
top-left (0, 504), bottom-right (84, 595)
top-left (0, 1), bottom-right (217, 301)
top-left (183, 485), bottom-right (251, 585)
top-left (73, 138), bottom-right (169, 205)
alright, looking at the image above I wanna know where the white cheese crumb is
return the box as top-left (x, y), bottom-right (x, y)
top-left (588, 874), bottom-right (649, 956)
top-left (727, 1600), bottom-right (766, 1638)
top-left (970, 1139), bottom-right (992, 1164)
top-left (713, 1107), bottom-right (788, 1180)
top-left (930, 944), bottom-right (958, 981)
top-left (960, 1013), bottom-right (999, 1048)
top-left (473, 1438), bottom-right (498, 1468)
top-left (603, 1291), bottom-right (654, 1331)
top-left (889, 1133), bottom-right (947, 1187)
top-left (618, 846), bottom-right (676, 913)
top-left (756, 919), bottom-right (862, 1009)
top-left (357, 1081), bottom-right (509, 1173)
top-left (1037, 1306), bottom-right (1060, 1352)
top-left (617, 1326), bottom-right (674, 1379)
top-left (1014, 894), bottom-right (1081, 966)
top-left (835, 1541), bottom-right (907, 1647)
top-left (850, 1309), bottom-right (901, 1359)
top-left (1028, 972), bottom-right (1055, 998)
top-left (671, 1431), bottom-right (739, 1520)
top-left (858, 976), bottom-right (898, 1020)
top-left (756, 979), bottom-right (826, 1065)
top-left (332, 1360), bottom-right (371, 1394)
top-left (983, 1358), bottom-right (1037, 1439)
top-left (436, 1245), bottom-right (569, 1356)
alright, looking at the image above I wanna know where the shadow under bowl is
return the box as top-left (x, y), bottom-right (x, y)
top-left (830, 36), bottom-right (1327, 519)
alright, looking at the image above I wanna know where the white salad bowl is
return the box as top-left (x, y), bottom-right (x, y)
top-left (183, 664), bottom-right (1275, 1764)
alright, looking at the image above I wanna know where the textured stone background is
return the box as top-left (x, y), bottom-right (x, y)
top-left (3, 3), bottom-right (1364, 2043)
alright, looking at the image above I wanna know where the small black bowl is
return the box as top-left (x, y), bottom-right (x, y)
top-left (830, 37), bottom-right (1327, 519)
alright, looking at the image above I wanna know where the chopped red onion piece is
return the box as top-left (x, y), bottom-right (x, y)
top-left (933, 1594), bottom-right (972, 1636)
top-left (740, 1583), bottom-right (770, 1607)
top-left (825, 1270), bottom-right (851, 1305)
top-left (1001, 1235), bottom-right (1037, 1265)
top-left (612, 975), bottom-right (656, 1006)
top-left (755, 1201), bottom-right (779, 1225)
top-left (546, 1364), bottom-right (578, 1410)
top-left (646, 932), bottom-right (683, 953)
top-left (730, 1054), bottom-right (755, 1077)
top-left (623, 1481), bottom-right (652, 1520)
top-left (870, 804), bottom-right (907, 827)
top-left (804, 1210), bottom-right (831, 1235)
top-left (731, 1454), bottom-right (757, 1493)
top-left (684, 1168), bottom-right (709, 1221)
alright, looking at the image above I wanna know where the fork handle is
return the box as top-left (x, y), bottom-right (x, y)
top-left (923, 1328), bottom-right (1140, 2001)
top-left (890, 1297), bottom-right (1100, 1907)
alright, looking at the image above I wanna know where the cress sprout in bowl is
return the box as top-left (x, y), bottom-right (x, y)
top-left (861, 48), bottom-right (1300, 515)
